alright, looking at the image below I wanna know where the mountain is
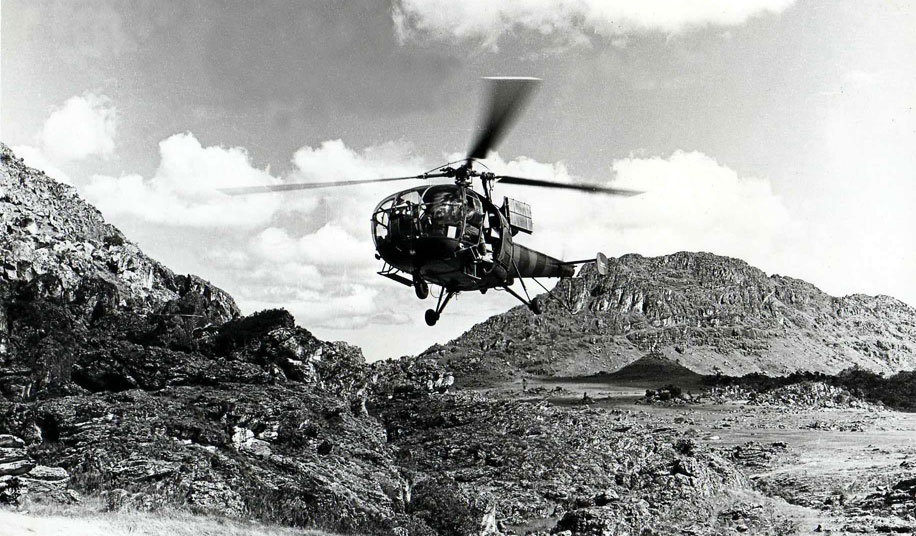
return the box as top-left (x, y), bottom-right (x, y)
top-left (3, 143), bottom-right (914, 535)
top-left (422, 251), bottom-right (916, 385)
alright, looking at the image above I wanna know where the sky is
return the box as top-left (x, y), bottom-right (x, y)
top-left (2, 1), bottom-right (914, 361)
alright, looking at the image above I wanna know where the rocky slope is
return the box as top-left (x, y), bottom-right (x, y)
top-left (423, 252), bottom-right (916, 384)
top-left (0, 144), bottom-right (404, 533)
top-left (0, 144), bottom-right (781, 534)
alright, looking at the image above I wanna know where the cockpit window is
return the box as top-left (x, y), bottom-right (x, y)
top-left (372, 186), bottom-right (471, 243)
top-left (421, 187), bottom-right (463, 238)
top-left (397, 190), bottom-right (422, 206)
top-left (425, 191), bottom-right (461, 224)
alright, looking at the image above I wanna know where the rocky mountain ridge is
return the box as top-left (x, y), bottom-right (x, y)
top-left (423, 251), bottom-right (916, 384)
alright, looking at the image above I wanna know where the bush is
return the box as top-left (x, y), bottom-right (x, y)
top-left (103, 234), bottom-right (125, 247)
top-left (212, 309), bottom-right (295, 355)
top-left (408, 477), bottom-right (484, 536)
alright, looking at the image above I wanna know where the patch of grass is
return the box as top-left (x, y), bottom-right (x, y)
top-left (2, 496), bottom-right (346, 536)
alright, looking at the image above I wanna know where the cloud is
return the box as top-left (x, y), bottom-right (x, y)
top-left (226, 139), bottom-right (433, 329)
top-left (477, 150), bottom-right (794, 276)
top-left (89, 136), bottom-right (435, 335)
top-left (252, 225), bottom-right (376, 268)
top-left (40, 93), bottom-right (117, 161)
top-left (392, 0), bottom-right (797, 49)
top-left (12, 145), bottom-right (72, 184)
top-left (84, 132), bottom-right (282, 228)
top-left (10, 92), bottom-right (118, 185)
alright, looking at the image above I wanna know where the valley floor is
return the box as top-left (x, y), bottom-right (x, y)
top-left (490, 377), bottom-right (916, 535)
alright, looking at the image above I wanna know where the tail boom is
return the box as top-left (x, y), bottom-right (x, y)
top-left (509, 244), bottom-right (575, 278)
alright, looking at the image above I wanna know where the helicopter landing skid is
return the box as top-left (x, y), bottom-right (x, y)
top-left (378, 264), bottom-right (413, 287)
top-left (502, 284), bottom-right (541, 315)
top-left (425, 289), bottom-right (456, 326)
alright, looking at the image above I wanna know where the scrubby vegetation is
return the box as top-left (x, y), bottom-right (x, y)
top-left (704, 368), bottom-right (916, 411)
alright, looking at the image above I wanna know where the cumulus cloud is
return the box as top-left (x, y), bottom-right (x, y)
top-left (84, 132), bottom-right (282, 228)
top-left (12, 93), bottom-right (118, 185)
top-left (111, 137), bottom-right (437, 334)
top-left (230, 139), bottom-right (433, 329)
top-left (392, 0), bottom-right (797, 49)
top-left (476, 150), bottom-right (794, 275)
top-left (40, 93), bottom-right (117, 161)
top-left (12, 145), bottom-right (73, 184)
top-left (252, 225), bottom-right (376, 268)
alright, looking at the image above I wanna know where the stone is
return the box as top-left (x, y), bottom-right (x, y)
top-left (27, 465), bottom-right (69, 481)
top-left (0, 460), bottom-right (34, 477)
top-left (0, 435), bottom-right (24, 448)
top-left (0, 447), bottom-right (28, 464)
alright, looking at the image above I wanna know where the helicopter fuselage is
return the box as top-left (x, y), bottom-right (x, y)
top-left (370, 184), bottom-right (573, 294)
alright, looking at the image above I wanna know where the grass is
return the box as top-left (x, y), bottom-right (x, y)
top-left (0, 496), bottom-right (345, 536)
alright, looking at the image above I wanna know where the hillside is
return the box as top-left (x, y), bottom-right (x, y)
top-left (422, 251), bottom-right (916, 385)
top-left (0, 144), bottom-right (405, 533)
top-left (0, 144), bottom-right (788, 535)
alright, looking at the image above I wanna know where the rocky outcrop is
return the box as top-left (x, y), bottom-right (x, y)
top-left (0, 433), bottom-right (74, 505)
top-left (425, 252), bottom-right (916, 383)
top-left (373, 390), bottom-right (754, 535)
top-left (0, 144), bottom-right (408, 533)
top-left (0, 143), bottom-right (240, 399)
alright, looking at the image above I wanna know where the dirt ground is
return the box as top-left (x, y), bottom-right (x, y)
top-left (487, 377), bottom-right (916, 535)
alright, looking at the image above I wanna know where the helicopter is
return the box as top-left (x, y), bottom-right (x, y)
top-left (222, 77), bottom-right (640, 326)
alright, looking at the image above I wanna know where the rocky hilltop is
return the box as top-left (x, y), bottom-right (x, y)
top-left (424, 252), bottom-right (916, 384)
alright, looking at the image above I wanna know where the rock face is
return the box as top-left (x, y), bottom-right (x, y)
top-left (425, 252), bottom-right (916, 383)
top-left (0, 144), bottom-right (407, 533)
top-left (0, 433), bottom-right (74, 505)
top-left (0, 143), bottom-right (239, 399)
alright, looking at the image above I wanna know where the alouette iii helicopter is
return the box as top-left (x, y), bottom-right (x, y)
top-left (222, 77), bottom-right (641, 326)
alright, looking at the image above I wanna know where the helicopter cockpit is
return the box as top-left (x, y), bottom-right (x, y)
top-left (373, 185), bottom-right (471, 242)
top-left (371, 185), bottom-right (493, 272)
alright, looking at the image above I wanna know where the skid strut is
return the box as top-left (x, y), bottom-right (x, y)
top-left (425, 290), bottom-right (456, 326)
top-left (503, 284), bottom-right (541, 315)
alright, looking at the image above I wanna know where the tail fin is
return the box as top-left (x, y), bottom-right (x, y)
top-left (596, 252), bottom-right (608, 276)
top-left (558, 252), bottom-right (609, 276)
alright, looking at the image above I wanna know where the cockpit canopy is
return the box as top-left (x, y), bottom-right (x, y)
top-left (371, 185), bottom-right (484, 247)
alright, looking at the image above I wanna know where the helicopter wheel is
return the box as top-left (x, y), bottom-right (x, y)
top-left (414, 279), bottom-right (429, 300)
top-left (528, 299), bottom-right (542, 315)
top-left (424, 309), bottom-right (439, 326)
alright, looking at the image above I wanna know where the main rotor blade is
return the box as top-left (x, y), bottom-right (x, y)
top-left (496, 175), bottom-right (643, 196)
top-left (218, 175), bottom-right (429, 195)
top-left (467, 77), bottom-right (541, 161)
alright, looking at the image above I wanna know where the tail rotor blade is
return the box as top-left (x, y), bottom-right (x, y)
top-left (468, 77), bottom-right (541, 161)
